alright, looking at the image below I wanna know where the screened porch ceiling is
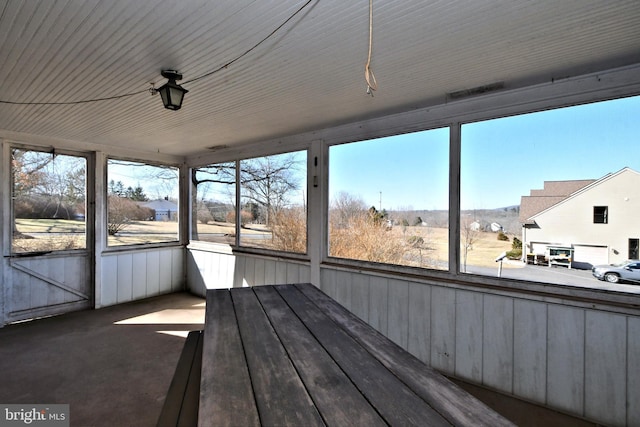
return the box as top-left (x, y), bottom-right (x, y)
top-left (0, 0), bottom-right (639, 158)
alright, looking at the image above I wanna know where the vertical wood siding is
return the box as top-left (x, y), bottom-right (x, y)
top-left (184, 251), bottom-right (638, 426)
top-left (547, 305), bottom-right (585, 415)
top-left (98, 247), bottom-right (184, 307)
top-left (482, 295), bottom-right (514, 393)
top-left (318, 266), bottom-right (639, 427)
top-left (513, 300), bottom-right (547, 402)
top-left (584, 311), bottom-right (627, 425)
top-left (628, 317), bottom-right (640, 426)
top-left (186, 248), bottom-right (310, 297)
top-left (430, 286), bottom-right (456, 373)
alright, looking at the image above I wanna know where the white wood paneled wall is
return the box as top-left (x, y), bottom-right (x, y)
top-left (186, 248), bottom-right (310, 297)
top-left (98, 247), bottom-right (184, 307)
top-left (320, 267), bottom-right (640, 427)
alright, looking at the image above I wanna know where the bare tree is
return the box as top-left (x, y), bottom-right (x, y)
top-left (191, 163), bottom-right (235, 240)
top-left (461, 217), bottom-right (480, 272)
top-left (240, 154), bottom-right (301, 226)
top-left (12, 149), bottom-right (48, 191)
top-left (330, 191), bottom-right (368, 229)
top-left (190, 155), bottom-right (303, 245)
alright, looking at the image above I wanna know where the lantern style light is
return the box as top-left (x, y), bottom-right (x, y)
top-left (157, 70), bottom-right (188, 110)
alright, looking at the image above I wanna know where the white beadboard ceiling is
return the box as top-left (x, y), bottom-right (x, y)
top-left (0, 0), bottom-right (639, 158)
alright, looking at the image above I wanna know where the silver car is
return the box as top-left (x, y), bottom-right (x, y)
top-left (592, 260), bottom-right (640, 283)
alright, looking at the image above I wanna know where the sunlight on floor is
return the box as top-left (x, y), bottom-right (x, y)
top-left (156, 330), bottom-right (192, 338)
top-left (114, 308), bottom-right (205, 325)
top-left (114, 300), bottom-right (205, 338)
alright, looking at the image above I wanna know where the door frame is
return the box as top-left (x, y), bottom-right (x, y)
top-left (1, 142), bottom-right (95, 326)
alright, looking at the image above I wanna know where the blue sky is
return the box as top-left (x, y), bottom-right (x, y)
top-left (109, 95), bottom-right (640, 211)
top-left (108, 160), bottom-right (179, 200)
top-left (330, 95), bottom-right (640, 211)
top-left (329, 128), bottom-right (450, 211)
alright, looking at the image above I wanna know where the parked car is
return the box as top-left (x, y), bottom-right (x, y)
top-left (592, 260), bottom-right (640, 283)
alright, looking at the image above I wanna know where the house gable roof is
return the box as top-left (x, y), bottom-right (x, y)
top-left (142, 199), bottom-right (179, 211)
top-left (520, 167), bottom-right (639, 224)
top-left (520, 179), bottom-right (595, 223)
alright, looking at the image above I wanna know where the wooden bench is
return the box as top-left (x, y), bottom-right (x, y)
top-left (157, 330), bottom-right (203, 427)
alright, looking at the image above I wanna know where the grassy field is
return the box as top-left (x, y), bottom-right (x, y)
top-left (13, 219), bottom-right (86, 252)
top-left (14, 219), bottom-right (517, 268)
top-left (15, 218), bottom-right (87, 233)
top-left (389, 225), bottom-right (518, 269)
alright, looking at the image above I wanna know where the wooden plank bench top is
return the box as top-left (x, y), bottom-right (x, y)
top-left (198, 283), bottom-right (513, 427)
top-left (158, 330), bottom-right (203, 427)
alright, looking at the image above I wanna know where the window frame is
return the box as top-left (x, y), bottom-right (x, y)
top-left (104, 156), bottom-right (182, 251)
top-left (185, 66), bottom-right (640, 307)
top-left (629, 238), bottom-right (639, 260)
top-left (593, 206), bottom-right (608, 224)
top-left (190, 160), bottom-right (237, 246)
top-left (325, 128), bottom-right (450, 271)
top-left (189, 147), bottom-right (311, 261)
top-left (319, 100), bottom-right (640, 302)
top-left (9, 144), bottom-right (92, 256)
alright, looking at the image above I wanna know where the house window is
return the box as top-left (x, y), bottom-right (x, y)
top-left (629, 238), bottom-right (639, 260)
top-left (106, 159), bottom-right (179, 246)
top-left (192, 162), bottom-right (236, 245)
top-left (239, 151), bottom-right (307, 254)
top-left (11, 148), bottom-right (87, 253)
top-left (328, 128), bottom-right (449, 269)
top-left (593, 206), bottom-right (608, 224)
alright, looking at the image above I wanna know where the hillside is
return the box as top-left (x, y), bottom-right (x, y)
top-left (388, 206), bottom-right (521, 235)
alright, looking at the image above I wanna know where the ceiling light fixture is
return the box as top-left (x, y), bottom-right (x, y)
top-left (156, 70), bottom-right (188, 110)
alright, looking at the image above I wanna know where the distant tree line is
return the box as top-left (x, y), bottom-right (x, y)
top-left (108, 180), bottom-right (149, 201)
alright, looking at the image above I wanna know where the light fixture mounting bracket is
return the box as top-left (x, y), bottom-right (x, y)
top-left (161, 70), bottom-right (183, 81)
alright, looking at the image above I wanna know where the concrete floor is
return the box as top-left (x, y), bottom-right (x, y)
top-left (0, 291), bottom-right (599, 427)
top-left (0, 292), bottom-right (205, 427)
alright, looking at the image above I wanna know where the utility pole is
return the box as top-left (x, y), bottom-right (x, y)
top-left (379, 191), bottom-right (382, 211)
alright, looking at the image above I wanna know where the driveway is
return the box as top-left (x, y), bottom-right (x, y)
top-left (465, 263), bottom-right (640, 294)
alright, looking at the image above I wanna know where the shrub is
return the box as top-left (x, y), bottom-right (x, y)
top-left (226, 210), bottom-right (253, 227)
top-left (196, 203), bottom-right (214, 224)
top-left (512, 236), bottom-right (522, 250)
top-left (506, 249), bottom-right (522, 260)
top-left (270, 208), bottom-right (307, 253)
top-left (14, 196), bottom-right (78, 220)
top-left (329, 212), bottom-right (404, 264)
top-left (407, 235), bottom-right (425, 247)
top-left (107, 196), bottom-right (153, 235)
top-left (497, 231), bottom-right (509, 241)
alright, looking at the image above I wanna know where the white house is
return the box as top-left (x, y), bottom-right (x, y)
top-left (490, 222), bottom-right (503, 233)
top-left (521, 167), bottom-right (640, 268)
top-left (469, 220), bottom-right (503, 233)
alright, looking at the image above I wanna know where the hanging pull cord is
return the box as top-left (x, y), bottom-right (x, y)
top-left (365, 0), bottom-right (378, 96)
